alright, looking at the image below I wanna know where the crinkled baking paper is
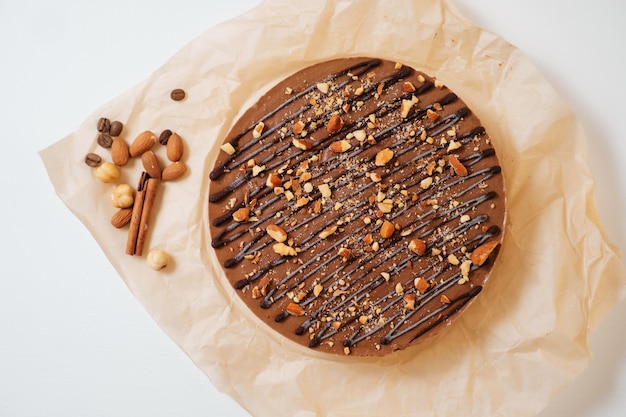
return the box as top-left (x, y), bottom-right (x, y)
top-left (40, 0), bottom-right (626, 416)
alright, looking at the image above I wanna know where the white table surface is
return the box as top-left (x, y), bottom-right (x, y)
top-left (1, 1), bottom-right (624, 416)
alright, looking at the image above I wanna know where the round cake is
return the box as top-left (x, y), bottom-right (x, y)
top-left (208, 57), bottom-right (505, 356)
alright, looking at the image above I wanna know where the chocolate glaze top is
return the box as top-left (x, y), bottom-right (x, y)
top-left (208, 57), bottom-right (506, 356)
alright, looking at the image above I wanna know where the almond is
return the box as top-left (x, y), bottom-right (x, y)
top-left (141, 150), bottom-right (161, 179)
top-left (129, 131), bottom-right (156, 157)
top-left (111, 137), bottom-right (130, 166)
top-left (326, 114), bottom-right (344, 134)
top-left (166, 132), bottom-right (184, 162)
top-left (448, 155), bottom-right (468, 176)
top-left (110, 208), bottom-right (133, 228)
top-left (380, 220), bottom-right (395, 239)
top-left (440, 294), bottom-right (451, 304)
top-left (161, 161), bottom-right (187, 181)
top-left (266, 224), bottom-right (287, 243)
top-left (471, 240), bottom-right (499, 266)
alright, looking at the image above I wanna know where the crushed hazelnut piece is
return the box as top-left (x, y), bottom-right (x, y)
top-left (252, 122), bottom-right (265, 138)
top-left (426, 109), bottom-right (439, 121)
top-left (319, 225), bottom-right (338, 239)
top-left (286, 302), bottom-right (305, 316)
top-left (266, 224), bottom-right (288, 243)
top-left (273, 242), bottom-right (297, 257)
top-left (316, 82), bottom-right (329, 94)
top-left (330, 140), bottom-right (351, 153)
top-left (408, 239), bottom-right (427, 255)
top-left (232, 207), bottom-right (250, 222)
top-left (293, 138), bottom-right (312, 150)
top-left (402, 81), bottom-right (416, 93)
top-left (220, 143), bottom-right (236, 155)
top-left (326, 114), bottom-right (344, 134)
top-left (375, 148), bottom-right (394, 166)
top-left (380, 220), bottom-right (395, 239)
top-left (420, 177), bottom-right (433, 189)
top-left (415, 277), bottom-right (430, 293)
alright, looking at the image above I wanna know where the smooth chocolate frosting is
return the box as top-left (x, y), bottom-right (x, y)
top-left (208, 57), bottom-right (506, 356)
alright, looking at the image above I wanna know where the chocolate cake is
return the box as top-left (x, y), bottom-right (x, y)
top-left (208, 57), bottom-right (505, 356)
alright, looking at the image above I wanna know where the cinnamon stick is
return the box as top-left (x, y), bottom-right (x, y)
top-left (125, 172), bottom-right (149, 255)
top-left (134, 177), bottom-right (159, 256)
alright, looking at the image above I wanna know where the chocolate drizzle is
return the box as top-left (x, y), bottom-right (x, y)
top-left (208, 57), bottom-right (506, 356)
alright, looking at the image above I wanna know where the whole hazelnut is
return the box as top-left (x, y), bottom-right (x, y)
top-left (147, 249), bottom-right (169, 270)
top-left (110, 184), bottom-right (135, 208)
top-left (95, 162), bottom-right (120, 183)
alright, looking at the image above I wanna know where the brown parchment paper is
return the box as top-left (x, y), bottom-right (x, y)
top-left (40, 0), bottom-right (626, 416)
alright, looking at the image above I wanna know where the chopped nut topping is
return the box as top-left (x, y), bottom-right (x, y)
top-left (447, 140), bottom-right (461, 152)
top-left (447, 254), bottom-right (460, 265)
top-left (252, 122), bottom-right (265, 138)
top-left (440, 294), bottom-right (451, 304)
top-left (402, 81), bottom-right (416, 93)
top-left (403, 294), bottom-right (416, 310)
top-left (426, 109), bottom-right (439, 121)
top-left (380, 220), bottom-right (395, 239)
top-left (330, 140), bottom-right (351, 153)
top-left (319, 225), bottom-right (338, 239)
top-left (293, 120), bottom-right (305, 134)
top-left (420, 177), bottom-right (433, 189)
top-left (326, 114), bottom-right (344, 134)
top-left (400, 96), bottom-right (419, 118)
top-left (292, 138), bottom-right (312, 150)
top-left (273, 242), bottom-right (297, 257)
top-left (375, 148), bottom-right (394, 166)
top-left (338, 247), bottom-right (352, 261)
top-left (318, 183), bottom-right (332, 198)
top-left (266, 172), bottom-right (282, 188)
top-left (408, 239), bottom-right (427, 255)
top-left (313, 284), bottom-right (323, 297)
top-left (252, 165), bottom-right (265, 177)
top-left (414, 277), bottom-right (430, 293)
top-left (353, 129), bottom-right (367, 142)
top-left (471, 240), bottom-right (499, 266)
top-left (232, 207), bottom-right (250, 222)
top-left (316, 82), bottom-right (329, 94)
top-left (286, 302), bottom-right (305, 316)
top-left (448, 155), bottom-right (468, 176)
top-left (266, 224), bottom-right (288, 242)
top-left (220, 143), bottom-right (236, 155)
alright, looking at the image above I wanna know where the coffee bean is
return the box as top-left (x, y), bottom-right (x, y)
top-left (170, 88), bottom-right (186, 101)
top-left (97, 117), bottom-right (111, 133)
top-left (159, 129), bottom-right (173, 145)
top-left (109, 121), bottom-right (124, 137)
top-left (97, 132), bottom-right (113, 148)
top-left (84, 152), bottom-right (102, 167)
